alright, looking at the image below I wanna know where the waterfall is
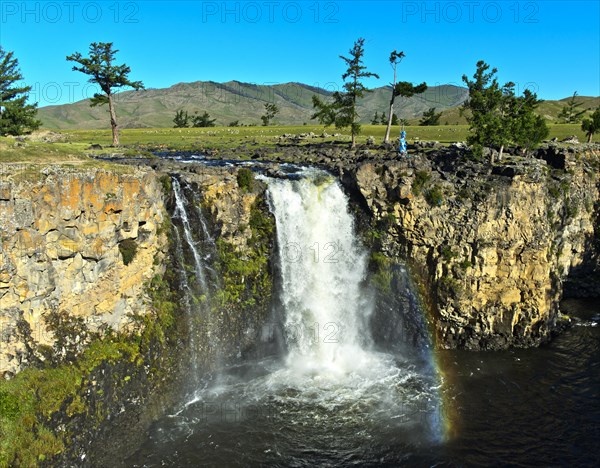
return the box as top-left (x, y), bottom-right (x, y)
top-left (170, 176), bottom-right (217, 383)
top-left (172, 178), bottom-right (208, 291)
top-left (130, 167), bottom-right (444, 464)
top-left (267, 170), bottom-right (376, 376)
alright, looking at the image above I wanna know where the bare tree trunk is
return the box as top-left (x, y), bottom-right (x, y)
top-left (108, 94), bottom-right (119, 146)
top-left (498, 144), bottom-right (504, 162)
top-left (383, 65), bottom-right (397, 144)
top-left (351, 78), bottom-right (357, 149)
top-left (588, 133), bottom-right (593, 143)
top-left (383, 95), bottom-right (395, 144)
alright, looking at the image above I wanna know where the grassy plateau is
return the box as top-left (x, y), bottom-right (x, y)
top-left (60, 123), bottom-right (589, 151)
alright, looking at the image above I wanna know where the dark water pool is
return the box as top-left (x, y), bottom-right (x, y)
top-left (126, 299), bottom-right (599, 467)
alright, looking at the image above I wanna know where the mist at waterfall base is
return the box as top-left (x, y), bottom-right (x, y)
top-left (128, 164), bottom-right (600, 466)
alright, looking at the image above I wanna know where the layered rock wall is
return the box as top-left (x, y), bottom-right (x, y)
top-left (345, 145), bottom-right (600, 349)
top-left (0, 166), bottom-right (167, 376)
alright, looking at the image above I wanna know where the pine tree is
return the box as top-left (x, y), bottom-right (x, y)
top-left (173, 109), bottom-right (189, 128)
top-left (191, 111), bottom-right (216, 127)
top-left (392, 82), bottom-right (428, 126)
top-left (462, 61), bottom-right (509, 162)
top-left (462, 61), bottom-right (549, 161)
top-left (261, 103), bottom-right (279, 126)
top-left (0, 47), bottom-right (41, 136)
top-left (371, 111), bottom-right (379, 125)
top-left (510, 89), bottom-right (549, 154)
top-left (67, 42), bottom-right (144, 146)
top-left (582, 107), bottom-right (600, 143)
top-left (419, 107), bottom-right (442, 126)
top-left (312, 38), bottom-right (379, 148)
top-left (558, 91), bottom-right (587, 123)
top-left (391, 113), bottom-right (399, 126)
top-left (383, 50), bottom-right (404, 142)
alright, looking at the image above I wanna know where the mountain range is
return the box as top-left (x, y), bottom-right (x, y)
top-left (37, 81), bottom-right (598, 129)
top-left (37, 81), bottom-right (468, 129)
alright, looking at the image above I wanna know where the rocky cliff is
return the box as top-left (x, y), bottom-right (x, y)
top-left (1, 142), bottom-right (598, 463)
top-left (344, 143), bottom-right (600, 349)
top-left (0, 165), bottom-right (167, 377)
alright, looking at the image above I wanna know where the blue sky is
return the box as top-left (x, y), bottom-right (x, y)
top-left (1, 0), bottom-right (599, 106)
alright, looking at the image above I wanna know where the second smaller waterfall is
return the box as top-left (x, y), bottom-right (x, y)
top-left (172, 178), bottom-right (210, 291)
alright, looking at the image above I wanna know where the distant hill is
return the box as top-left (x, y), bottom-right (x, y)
top-left (38, 81), bottom-right (598, 129)
top-left (37, 81), bottom-right (469, 129)
top-left (414, 94), bottom-right (600, 126)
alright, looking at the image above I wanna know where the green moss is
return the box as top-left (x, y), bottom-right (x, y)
top-left (381, 211), bottom-right (397, 229)
top-left (548, 186), bottom-right (561, 199)
top-left (139, 274), bottom-right (178, 349)
top-left (565, 202), bottom-right (579, 220)
top-left (0, 339), bottom-right (135, 466)
top-left (118, 239), bottom-right (138, 265)
top-left (370, 252), bottom-right (393, 293)
top-left (0, 266), bottom-right (180, 467)
top-left (159, 174), bottom-right (172, 195)
top-left (549, 178), bottom-right (571, 199)
top-left (42, 310), bottom-right (90, 365)
top-left (237, 167), bottom-right (255, 193)
top-left (439, 275), bottom-right (462, 297)
top-left (157, 216), bottom-right (172, 237)
top-left (213, 196), bottom-right (274, 309)
top-left (440, 245), bottom-right (457, 261)
top-left (0, 390), bottom-right (20, 419)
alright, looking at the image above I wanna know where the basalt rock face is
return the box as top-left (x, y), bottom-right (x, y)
top-left (0, 167), bottom-right (167, 377)
top-left (345, 144), bottom-right (600, 350)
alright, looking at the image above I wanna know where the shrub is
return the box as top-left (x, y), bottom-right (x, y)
top-left (237, 168), bottom-right (254, 193)
top-left (425, 184), bottom-right (444, 206)
top-left (412, 170), bottom-right (431, 195)
top-left (440, 245), bottom-right (457, 261)
top-left (118, 239), bottom-right (138, 265)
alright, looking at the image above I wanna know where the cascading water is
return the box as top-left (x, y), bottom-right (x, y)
top-left (172, 178), bottom-right (209, 291)
top-left (129, 168), bottom-right (444, 465)
top-left (268, 172), bottom-right (375, 375)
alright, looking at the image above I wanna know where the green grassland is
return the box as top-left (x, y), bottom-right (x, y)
top-left (61, 123), bottom-right (589, 150)
top-left (0, 137), bottom-right (133, 183)
top-left (36, 78), bottom-right (598, 132)
top-left (426, 95), bottom-right (600, 126)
